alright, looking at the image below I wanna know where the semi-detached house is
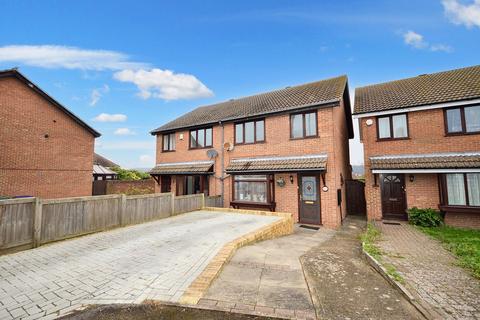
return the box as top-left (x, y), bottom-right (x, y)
top-left (354, 65), bottom-right (480, 229)
top-left (150, 75), bottom-right (354, 228)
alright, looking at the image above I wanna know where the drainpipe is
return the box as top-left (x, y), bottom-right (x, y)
top-left (219, 120), bottom-right (225, 207)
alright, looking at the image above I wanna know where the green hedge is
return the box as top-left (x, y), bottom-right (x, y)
top-left (408, 207), bottom-right (443, 227)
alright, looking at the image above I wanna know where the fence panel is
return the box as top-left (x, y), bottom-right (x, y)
top-left (0, 198), bottom-right (35, 250)
top-left (205, 195), bottom-right (223, 207)
top-left (40, 195), bottom-right (121, 244)
top-left (174, 194), bottom-right (203, 215)
top-left (124, 193), bottom-right (172, 225)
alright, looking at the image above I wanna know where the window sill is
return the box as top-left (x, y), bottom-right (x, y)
top-left (231, 201), bottom-right (276, 211)
top-left (376, 137), bottom-right (410, 142)
top-left (439, 205), bottom-right (480, 214)
top-left (161, 150), bottom-right (176, 153)
top-left (445, 131), bottom-right (480, 137)
top-left (289, 135), bottom-right (319, 141)
top-left (188, 146), bottom-right (213, 150)
top-left (234, 141), bottom-right (266, 146)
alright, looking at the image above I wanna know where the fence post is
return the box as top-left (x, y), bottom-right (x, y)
top-left (119, 194), bottom-right (126, 227)
top-left (201, 193), bottom-right (205, 209)
top-left (171, 192), bottom-right (175, 215)
top-left (33, 197), bottom-right (43, 248)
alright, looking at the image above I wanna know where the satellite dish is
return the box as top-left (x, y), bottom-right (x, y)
top-left (207, 149), bottom-right (218, 158)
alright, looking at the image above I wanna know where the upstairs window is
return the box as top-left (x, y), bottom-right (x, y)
top-left (445, 105), bottom-right (480, 135)
top-left (235, 119), bottom-right (265, 144)
top-left (377, 114), bottom-right (408, 140)
top-left (290, 111), bottom-right (317, 139)
top-left (190, 127), bottom-right (213, 149)
top-left (162, 133), bottom-right (175, 152)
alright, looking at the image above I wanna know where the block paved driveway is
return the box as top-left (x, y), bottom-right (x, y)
top-left (0, 210), bottom-right (279, 320)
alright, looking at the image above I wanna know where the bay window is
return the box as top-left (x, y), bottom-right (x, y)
top-left (290, 111), bottom-right (317, 139)
top-left (445, 105), bottom-right (480, 135)
top-left (235, 119), bottom-right (265, 144)
top-left (377, 113), bottom-right (408, 140)
top-left (190, 127), bottom-right (213, 149)
top-left (442, 173), bottom-right (480, 207)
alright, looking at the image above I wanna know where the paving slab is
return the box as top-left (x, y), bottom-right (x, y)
top-left (0, 210), bottom-right (279, 320)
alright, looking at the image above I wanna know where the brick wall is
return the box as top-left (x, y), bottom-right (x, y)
top-left (360, 108), bottom-right (479, 221)
top-left (106, 179), bottom-right (155, 195)
top-left (445, 212), bottom-right (480, 230)
top-left (155, 101), bottom-right (352, 229)
top-left (0, 77), bottom-right (95, 198)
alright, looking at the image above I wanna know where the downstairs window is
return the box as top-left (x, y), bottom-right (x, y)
top-left (442, 173), bottom-right (480, 207)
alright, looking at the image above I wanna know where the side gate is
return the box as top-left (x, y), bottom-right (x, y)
top-left (345, 179), bottom-right (366, 216)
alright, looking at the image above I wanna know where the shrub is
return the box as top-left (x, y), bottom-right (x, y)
top-left (408, 207), bottom-right (443, 227)
top-left (111, 167), bottom-right (150, 180)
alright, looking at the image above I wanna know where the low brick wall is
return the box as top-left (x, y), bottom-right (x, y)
top-left (445, 212), bottom-right (480, 229)
top-left (106, 179), bottom-right (155, 195)
top-left (179, 207), bottom-right (294, 305)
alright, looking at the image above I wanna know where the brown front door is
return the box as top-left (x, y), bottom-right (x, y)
top-left (298, 174), bottom-right (321, 225)
top-left (380, 174), bottom-right (407, 220)
top-left (160, 176), bottom-right (171, 193)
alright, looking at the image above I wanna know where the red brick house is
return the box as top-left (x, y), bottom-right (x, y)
top-left (150, 75), bottom-right (353, 228)
top-left (0, 69), bottom-right (101, 199)
top-left (354, 65), bottom-right (480, 228)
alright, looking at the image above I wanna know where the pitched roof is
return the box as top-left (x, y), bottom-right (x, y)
top-left (93, 165), bottom-right (117, 175)
top-left (151, 75), bottom-right (350, 134)
top-left (354, 65), bottom-right (480, 115)
top-left (0, 68), bottom-right (101, 137)
top-left (150, 161), bottom-right (214, 175)
top-left (226, 154), bottom-right (328, 173)
top-left (94, 153), bottom-right (119, 168)
top-left (370, 152), bottom-right (480, 170)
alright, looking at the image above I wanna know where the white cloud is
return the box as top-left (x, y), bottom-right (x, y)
top-left (442, 0), bottom-right (480, 28)
top-left (402, 30), bottom-right (452, 52)
top-left (93, 113), bottom-right (127, 122)
top-left (113, 68), bottom-right (214, 100)
top-left (139, 154), bottom-right (155, 166)
top-left (89, 84), bottom-right (110, 106)
top-left (0, 45), bottom-right (146, 70)
top-left (114, 127), bottom-right (136, 135)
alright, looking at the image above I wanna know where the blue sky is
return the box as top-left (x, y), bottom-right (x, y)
top-left (1, 0), bottom-right (479, 168)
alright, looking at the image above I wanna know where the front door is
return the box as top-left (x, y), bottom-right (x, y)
top-left (380, 174), bottom-right (407, 220)
top-left (298, 174), bottom-right (321, 225)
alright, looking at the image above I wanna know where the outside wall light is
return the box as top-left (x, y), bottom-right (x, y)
top-left (409, 174), bottom-right (415, 182)
top-left (289, 175), bottom-right (294, 184)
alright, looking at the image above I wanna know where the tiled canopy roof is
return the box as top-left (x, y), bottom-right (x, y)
top-left (354, 65), bottom-right (480, 115)
top-left (370, 152), bottom-right (480, 170)
top-left (94, 153), bottom-right (119, 168)
top-left (226, 154), bottom-right (328, 173)
top-left (152, 76), bottom-right (348, 133)
top-left (150, 161), bottom-right (214, 175)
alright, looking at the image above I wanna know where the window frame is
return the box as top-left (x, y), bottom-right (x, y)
top-left (162, 132), bottom-right (176, 152)
top-left (189, 127), bottom-right (213, 149)
top-left (440, 173), bottom-right (480, 209)
top-left (376, 113), bottom-right (409, 141)
top-left (234, 119), bottom-right (266, 145)
top-left (289, 110), bottom-right (318, 140)
top-left (444, 105), bottom-right (480, 136)
top-left (231, 174), bottom-right (275, 206)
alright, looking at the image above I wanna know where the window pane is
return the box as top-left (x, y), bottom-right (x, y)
top-left (190, 131), bottom-right (197, 148)
top-left (291, 114), bottom-right (303, 138)
top-left (186, 176), bottom-right (194, 195)
top-left (235, 124), bottom-right (243, 143)
top-left (163, 135), bottom-right (169, 150)
top-left (467, 173), bottom-right (480, 206)
top-left (392, 114), bottom-right (408, 138)
top-left (446, 108), bottom-right (462, 133)
top-left (302, 176), bottom-right (317, 201)
top-left (234, 181), bottom-right (267, 203)
top-left (245, 122), bottom-right (254, 143)
top-left (465, 106), bottom-right (480, 132)
top-left (197, 129), bottom-right (205, 148)
top-left (235, 175), bottom-right (267, 181)
top-left (305, 112), bottom-right (317, 136)
top-left (378, 117), bottom-right (391, 139)
top-left (256, 120), bottom-right (265, 141)
top-left (205, 128), bottom-right (212, 146)
top-left (446, 174), bottom-right (466, 205)
top-left (169, 133), bottom-right (175, 150)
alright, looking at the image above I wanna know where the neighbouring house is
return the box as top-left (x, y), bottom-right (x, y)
top-left (354, 65), bottom-right (480, 229)
top-left (93, 153), bottom-right (118, 181)
top-left (0, 68), bottom-right (101, 199)
top-left (150, 75), bottom-right (353, 228)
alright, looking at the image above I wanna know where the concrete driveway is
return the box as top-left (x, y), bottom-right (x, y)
top-left (0, 210), bottom-right (279, 320)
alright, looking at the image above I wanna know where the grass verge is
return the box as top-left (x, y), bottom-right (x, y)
top-left (418, 226), bottom-right (480, 279)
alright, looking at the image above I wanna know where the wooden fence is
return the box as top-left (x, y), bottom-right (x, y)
top-left (0, 192), bottom-right (205, 254)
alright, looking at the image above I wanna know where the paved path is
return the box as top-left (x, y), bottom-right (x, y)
top-left (0, 210), bottom-right (279, 320)
top-left (376, 222), bottom-right (480, 320)
top-left (201, 225), bottom-right (336, 319)
top-left (302, 217), bottom-right (423, 319)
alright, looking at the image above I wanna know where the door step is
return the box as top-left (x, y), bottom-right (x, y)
top-left (299, 225), bottom-right (320, 230)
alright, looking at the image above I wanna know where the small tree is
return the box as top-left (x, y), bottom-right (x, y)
top-left (111, 167), bottom-right (150, 181)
